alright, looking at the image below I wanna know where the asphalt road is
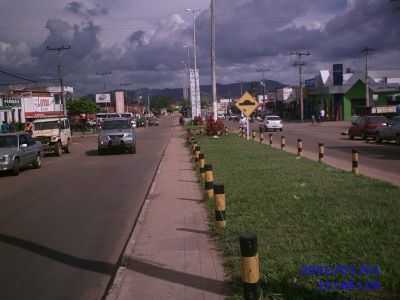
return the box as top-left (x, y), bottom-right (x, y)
top-left (0, 117), bottom-right (176, 300)
top-left (226, 120), bottom-right (400, 184)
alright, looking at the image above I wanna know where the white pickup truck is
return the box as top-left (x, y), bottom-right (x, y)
top-left (32, 117), bottom-right (72, 156)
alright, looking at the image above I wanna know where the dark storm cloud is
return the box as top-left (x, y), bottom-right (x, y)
top-left (1, 0), bottom-right (400, 93)
top-left (27, 19), bottom-right (101, 81)
top-left (65, 1), bottom-right (108, 18)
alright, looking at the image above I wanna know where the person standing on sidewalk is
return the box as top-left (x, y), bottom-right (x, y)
top-left (320, 109), bottom-right (325, 123)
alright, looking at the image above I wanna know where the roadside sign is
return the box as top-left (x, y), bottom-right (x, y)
top-left (235, 92), bottom-right (259, 117)
top-left (96, 93), bottom-right (111, 103)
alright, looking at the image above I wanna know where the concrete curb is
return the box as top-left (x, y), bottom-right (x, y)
top-left (102, 135), bottom-right (171, 300)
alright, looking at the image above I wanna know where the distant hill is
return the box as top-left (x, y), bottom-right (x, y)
top-left (93, 80), bottom-right (287, 103)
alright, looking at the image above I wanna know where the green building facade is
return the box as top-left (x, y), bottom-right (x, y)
top-left (305, 70), bottom-right (400, 121)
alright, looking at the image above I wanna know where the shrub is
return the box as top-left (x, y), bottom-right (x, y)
top-left (206, 117), bottom-right (225, 136)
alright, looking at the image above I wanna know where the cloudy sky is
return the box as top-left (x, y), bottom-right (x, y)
top-left (0, 0), bottom-right (399, 95)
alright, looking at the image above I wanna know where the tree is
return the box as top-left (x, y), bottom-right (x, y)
top-left (149, 95), bottom-right (174, 113)
top-left (67, 97), bottom-right (97, 115)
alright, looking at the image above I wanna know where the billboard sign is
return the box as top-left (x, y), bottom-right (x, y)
top-left (23, 96), bottom-right (64, 118)
top-left (96, 93), bottom-right (111, 103)
top-left (189, 69), bottom-right (201, 118)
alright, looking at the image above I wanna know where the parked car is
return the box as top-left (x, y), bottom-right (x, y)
top-left (376, 116), bottom-right (400, 144)
top-left (98, 118), bottom-right (136, 154)
top-left (262, 115), bottom-right (283, 132)
top-left (348, 116), bottom-right (388, 140)
top-left (32, 117), bottom-right (72, 156)
top-left (0, 132), bottom-right (43, 175)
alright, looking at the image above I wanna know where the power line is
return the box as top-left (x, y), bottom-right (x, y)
top-left (0, 68), bottom-right (37, 83)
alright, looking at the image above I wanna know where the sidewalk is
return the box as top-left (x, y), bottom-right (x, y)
top-left (108, 125), bottom-right (228, 300)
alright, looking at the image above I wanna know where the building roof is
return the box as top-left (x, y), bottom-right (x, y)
top-left (309, 68), bottom-right (400, 95)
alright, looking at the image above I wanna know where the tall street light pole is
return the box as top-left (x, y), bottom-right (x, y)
top-left (183, 44), bottom-right (191, 110)
top-left (290, 51), bottom-right (311, 121)
top-left (210, 0), bottom-right (217, 121)
top-left (361, 47), bottom-right (375, 109)
top-left (186, 8), bottom-right (201, 118)
top-left (46, 45), bottom-right (71, 116)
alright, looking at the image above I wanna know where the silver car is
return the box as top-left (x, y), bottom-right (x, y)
top-left (98, 118), bottom-right (136, 154)
top-left (0, 132), bottom-right (43, 176)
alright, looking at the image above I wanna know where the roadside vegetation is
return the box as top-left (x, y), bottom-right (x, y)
top-left (197, 134), bottom-right (400, 300)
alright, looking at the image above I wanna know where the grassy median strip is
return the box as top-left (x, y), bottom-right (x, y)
top-left (198, 134), bottom-right (400, 300)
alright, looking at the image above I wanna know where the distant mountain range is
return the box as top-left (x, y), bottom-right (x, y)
top-left (88, 80), bottom-right (287, 103)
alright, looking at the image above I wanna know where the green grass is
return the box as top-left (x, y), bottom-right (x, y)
top-left (197, 134), bottom-right (400, 300)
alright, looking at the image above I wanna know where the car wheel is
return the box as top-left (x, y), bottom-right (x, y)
top-left (98, 148), bottom-right (104, 155)
top-left (55, 141), bottom-right (62, 156)
top-left (64, 140), bottom-right (71, 153)
top-left (376, 136), bottom-right (383, 144)
top-left (349, 135), bottom-right (354, 140)
top-left (32, 154), bottom-right (42, 169)
top-left (12, 158), bottom-right (20, 176)
top-left (362, 133), bottom-right (367, 140)
top-left (280, 128), bottom-right (283, 132)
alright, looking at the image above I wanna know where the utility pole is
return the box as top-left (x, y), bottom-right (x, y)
top-left (46, 45), bottom-right (71, 116)
top-left (361, 47), bottom-right (375, 109)
top-left (210, 0), bottom-right (217, 121)
top-left (186, 8), bottom-right (201, 118)
top-left (256, 67), bottom-right (270, 113)
top-left (290, 51), bottom-right (311, 121)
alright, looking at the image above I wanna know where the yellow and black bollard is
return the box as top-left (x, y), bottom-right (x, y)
top-left (297, 139), bottom-right (303, 157)
top-left (204, 164), bottom-right (214, 199)
top-left (240, 233), bottom-right (261, 300)
top-left (214, 184), bottom-right (226, 232)
top-left (318, 143), bottom-right (325, 162)
top-left (269, 134), bottom-right (273, 146)
top-left (281, 136), bottom-right (286, 150)
top-left (225, 127), bottom-right (229, 136)
top-left (252, 130), bottom-right (256, 141)
top-left (199, 154), bottom-right (206, 180)
top-left (352, 149), bottom-right (359, 175)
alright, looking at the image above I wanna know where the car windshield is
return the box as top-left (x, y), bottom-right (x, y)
top-left (266, 117), bottom-right (281, 121)
top-left (34, 121), bottom-right (59, 130)
top-left (102, 120), bottom-right (131, 130)
top-left (0, 135), bottom-right (18, 148)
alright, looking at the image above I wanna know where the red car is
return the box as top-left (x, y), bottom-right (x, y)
top-left (348, 116), bottom-right (389, 140)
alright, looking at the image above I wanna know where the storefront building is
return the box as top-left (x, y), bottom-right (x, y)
top-left (305, 66), bottom-right (400, 120)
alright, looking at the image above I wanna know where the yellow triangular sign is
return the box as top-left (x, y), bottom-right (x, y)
top-left (235, 91), bottom-right (259, 117)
